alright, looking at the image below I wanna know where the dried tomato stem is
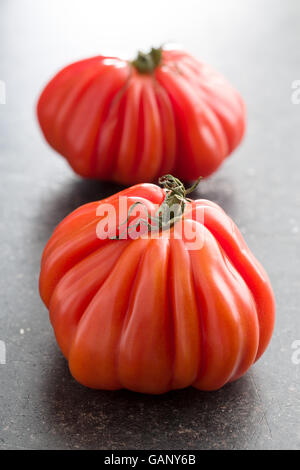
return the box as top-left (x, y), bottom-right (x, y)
top-left (112, 175), bottom-right (202, 239)
top-left (131, 47), bottom-right (162, 74)
top-left (157, 174), bottom-right (202, 229)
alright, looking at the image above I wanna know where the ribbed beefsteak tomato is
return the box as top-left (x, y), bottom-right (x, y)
top-left (39, 176), bottom-right (275, 393)
top-left (37, 47), bottom-right (246, 184)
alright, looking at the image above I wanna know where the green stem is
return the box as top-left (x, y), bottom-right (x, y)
top-left (131, 47), bottom-right (162, 74)
top-left (157, 175), bottom-right (202, 229)
top-left (111, 175), bottom-right (202, 240)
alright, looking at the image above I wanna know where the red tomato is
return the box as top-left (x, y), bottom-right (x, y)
top-left (37, 48), bottom-right (246, 184)
top-left (39, 177), bottom-right (275, 394)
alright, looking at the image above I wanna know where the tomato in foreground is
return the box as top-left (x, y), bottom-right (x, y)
top-left (37, 47), bottom-right (246, 184)
top-left (39, 176), bottom-right (275, 393)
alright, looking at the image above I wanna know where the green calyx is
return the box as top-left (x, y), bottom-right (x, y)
top-left (131, 47), bottom-right (162, 74)
top-left (157, 175), bottom-right (202, 227)
top-left (111, 175), bottom-right (202, 240)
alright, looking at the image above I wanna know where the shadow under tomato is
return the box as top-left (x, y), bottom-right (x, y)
top-left (38, 177), bottom-right (126, 235)
top-left (38, 345), bottom-right (263, 450)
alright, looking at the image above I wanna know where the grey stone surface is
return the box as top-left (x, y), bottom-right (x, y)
top-left (0, 0), bottom-right (300, 450)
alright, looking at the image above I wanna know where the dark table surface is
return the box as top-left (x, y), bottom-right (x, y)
top-left (0, 0), bottom-right (300, 450)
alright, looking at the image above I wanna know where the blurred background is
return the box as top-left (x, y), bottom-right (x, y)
top-left (0, 0), bottom-right (300, 450)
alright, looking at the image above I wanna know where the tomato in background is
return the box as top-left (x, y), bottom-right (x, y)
top-left (37, 47), bottom-right (246, 184)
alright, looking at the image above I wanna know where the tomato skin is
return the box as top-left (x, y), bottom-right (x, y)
top-left (37, 50), bottom-right (246, 184)
top-left (39, 183), bottom-right (275, 394)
